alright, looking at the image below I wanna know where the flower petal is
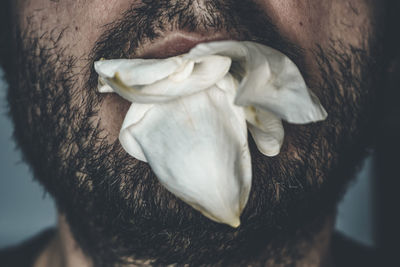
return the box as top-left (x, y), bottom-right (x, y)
top-left (119, 85), bottom-right (251, 227)
top-left (95, 55), bottom-right (231, 103)
top-left (119, 103), bottom-right (154, 162)
top-left (244, 107), bottom-right (284, 157)
top-left (189, 41), bottom-right (327, 123)
top-left (98, 76), bottom-right (114, 93)
top-left (218, 74), bottom-right (284, 157)
top-left (94, 58), bottom-right (183, 85)
top-left (234, 42), bottom-right (327, 123)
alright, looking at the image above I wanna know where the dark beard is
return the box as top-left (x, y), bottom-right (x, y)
top-left (5, 1), bottom-right (382, 266)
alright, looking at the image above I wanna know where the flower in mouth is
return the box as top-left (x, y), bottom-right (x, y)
top-left (94, 41), bottom-right (327, 228)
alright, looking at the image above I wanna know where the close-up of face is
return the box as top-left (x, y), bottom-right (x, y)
top-left (0, 0), bottom-right (395, 266)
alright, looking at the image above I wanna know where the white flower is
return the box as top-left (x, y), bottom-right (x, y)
top-left (94, 41), bottom-right (327, 228)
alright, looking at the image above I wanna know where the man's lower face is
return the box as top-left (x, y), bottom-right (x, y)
top-left (7, 0), bottom-right (382, 266)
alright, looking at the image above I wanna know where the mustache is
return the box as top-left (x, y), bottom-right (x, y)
top-left (88, 0), bottom-right (305, 88)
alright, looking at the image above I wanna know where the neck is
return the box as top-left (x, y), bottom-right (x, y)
top-left (34, 214), bottom-right (335, 267)
top-left (34, 215), bottom-right (93, 267)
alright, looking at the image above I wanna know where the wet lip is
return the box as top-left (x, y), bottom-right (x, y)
top-left (136, 31), bottom-right (238, 59)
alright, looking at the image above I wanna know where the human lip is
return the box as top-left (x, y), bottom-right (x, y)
top-left (135, 31), bottom-right (239, 59)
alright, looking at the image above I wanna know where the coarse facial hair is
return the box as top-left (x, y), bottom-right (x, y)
top-left (6, 1), bottom-right (382, 266)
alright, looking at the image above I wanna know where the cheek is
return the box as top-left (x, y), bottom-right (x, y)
top-left (254, 0), bottom-right (374, 89)
top-left (97, 95), bottom-right (131, 143)
top-left (16, 0), bottom-right (135, 61)
top-left (253, 0), bottom-right (333, 84)
top-left (254, 0), bottom-right (331, 50)
top-left (15, 0), bottom-right (138, 143)
top-left (255, 0), bottom-right (374, 50)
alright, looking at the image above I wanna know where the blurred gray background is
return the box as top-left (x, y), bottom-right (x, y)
top-left (0, 68), bottom-right (376, 249)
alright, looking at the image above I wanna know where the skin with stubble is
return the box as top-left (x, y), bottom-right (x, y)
top-left (1, 0), bottom-right (387, 266)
